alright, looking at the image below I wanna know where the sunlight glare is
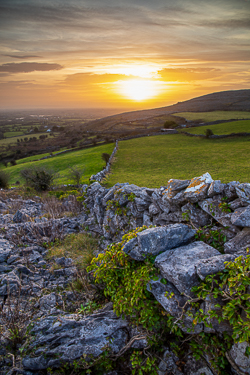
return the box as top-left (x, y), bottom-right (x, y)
top-left (119, 79), bottom-right (159, 101)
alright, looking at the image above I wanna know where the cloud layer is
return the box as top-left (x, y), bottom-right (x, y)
top-left (0, 0), bottom-right (250, 108)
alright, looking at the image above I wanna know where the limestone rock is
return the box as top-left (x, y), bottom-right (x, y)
top-left (162, 178), bottom-right (191, 200)
top-left (184, 173), bottom-right (213, 203)
top-left (155, 241), bottom-right (220, 295)
top-left (195, 253), bottom-right (238, 280)
top-left (199, 197), bottom-right (239, 233)
top-left (13, 209), bottom-right (31, 223)
top-left (236, 183), bottom-right (250, 204)
top-left (184, 355), bottom-right (214, 375)
top-left (224, 181), bottom-right (240, 200)
top-left (122, 224), bottom-right (196, 260)
top-left (229, 342), bottom-right (250, 375)
top-left (22, 311), bottom-right (136, 371)
top-left (231, 206), bottom-right (250, 227)
top-left (181, 202), bottom-right (211, 227)
top-left (207, 180), bottom-right (225, 197)
top-left (148, 279), bottom-right (203, 334)
top-left (158, 348), bottom-right (184, 375)
top-left (224, 228), bottom-right (250, 253)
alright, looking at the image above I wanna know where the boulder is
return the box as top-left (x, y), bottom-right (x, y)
top-left (162, 179), bottom-right (191, 200)
top-left (184, 355), bottom-right (214, 375)
top-left (224, 228), bottom-right (250, 253)
top-left (224, 181), bottom-right (240, 200)
top-left (155, 241), bottom-right (220, 295)
top-left (229, 342), bottom-right (250, 375)
top-left (207, 180), bottom-right (225, 197)
top-left (236, 183), bottom-right (250, 204)
top-left (184, 173), bottom-right (213, 203)
top-left (122, 224), bottom-right (196, 260)
top-left (195, 253), bottom-right (239, 280)
top-left (152, 190), bottom-right (171, 213)
top-left (22, 311), bottom-right (138, 371)
top-left (181, 202), bottom-right (210, 227)
top-left (148, 279), bottom-right (203, 334)
top-left (13, 209), bottom-right (31, 223)
top-left (231, 206), bottom-right (250, 227)
top-left (199, 197), bottom-right (239, 233)
top-left (158, 348), bottom-right (184, 375)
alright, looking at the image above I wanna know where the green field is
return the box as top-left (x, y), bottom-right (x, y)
top-left (105, 134), bottom-right (250, 188)
top-left (182, 120), bottom-right (250, 135)
top-left (4, 143), bottom-right (114, 186)
top-left (175, 111), bottom-right (250, 122)
top-left (0, 132), bottom-right (47, 146)
top-left (4, 131), bottom-right (24, 137)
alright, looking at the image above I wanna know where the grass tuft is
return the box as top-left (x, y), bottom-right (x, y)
top-left (47, 232), bottom-right (99, 270)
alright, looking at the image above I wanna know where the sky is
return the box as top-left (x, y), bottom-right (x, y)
top-left (0, 0), bottom-right (250, 110)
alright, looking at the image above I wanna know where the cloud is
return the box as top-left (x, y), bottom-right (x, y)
top-left (158, 67), bottom-right (221, 82)
top-left (0, 62), bottom-right (63, 73)
top-left (4, 54), bottom-right (40, 59)
top-left (201, 17), bottom-right (250, 29)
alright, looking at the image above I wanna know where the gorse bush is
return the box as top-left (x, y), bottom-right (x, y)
top-left (0, 170), bottom-right (9, 189)
top-left (20, 166), bottom-right (57, 191)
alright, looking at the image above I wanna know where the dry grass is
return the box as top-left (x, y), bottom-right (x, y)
top-left (47, 232), bottom-right (99, 270)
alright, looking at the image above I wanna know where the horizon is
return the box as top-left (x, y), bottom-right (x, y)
top-left (1, 0), bottom-right (250, 110)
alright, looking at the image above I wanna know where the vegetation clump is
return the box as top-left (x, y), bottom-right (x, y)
top-left (20, 166), bottom-right (57, 191)
top-left (0, 170), bottom-right (10, 189)
top-left (205, 128), bottom-right (214, 138)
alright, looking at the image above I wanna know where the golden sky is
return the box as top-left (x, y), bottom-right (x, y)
top-left (0, 0), bottom-right (250, 110)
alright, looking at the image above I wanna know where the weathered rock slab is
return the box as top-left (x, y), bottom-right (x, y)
top-left (155, 241), bottom-right (220, 294)
top-left (231, 206), bottom-right (250, 227)
top-left (22, 311), bottom-right (132, 371)
top-left (229, 342), bottom-right (250, 375)
top-left (184, 173), bottom-right (213, 203)
top-left (224, 227), bottom-right (250, 253)
top-left (122, 224), bottom-right (196, 260)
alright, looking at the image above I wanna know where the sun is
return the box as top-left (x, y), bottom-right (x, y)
top-left (118, 79), bottom-right (159, 101)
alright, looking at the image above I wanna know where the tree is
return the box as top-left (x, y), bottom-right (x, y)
top-left (205, 129), bottom-right (214, 138)
top-left (0, 170), bottom-right (10, 189)
top-left (101, 153), bottom-right (110, 166)
top-left (68, 165), bottom-right (85, 186)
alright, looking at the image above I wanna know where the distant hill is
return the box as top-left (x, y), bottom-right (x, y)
top-left (82, 89), bottom-right (250, 134)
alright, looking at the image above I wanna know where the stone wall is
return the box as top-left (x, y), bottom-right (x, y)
top-left (89, 140), bottom-right (118, 182)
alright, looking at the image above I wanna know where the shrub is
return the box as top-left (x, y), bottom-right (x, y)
top-left (205, 128), bottom-right (214, 138)
top-left (163, 120), bottom-right (177, 128)
top-left (0, 170), bottom-right (10, 189)
top-left (68, 165), bottom-right (84, 186)
top-left (20, 166), bottom-right (57, 191)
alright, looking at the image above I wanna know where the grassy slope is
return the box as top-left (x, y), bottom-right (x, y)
top-left (182, 120), bottom-right (250, 135)
top-left (175, 111), bottom-right (250, 122)
top-left (5, 143), bottom-right (114, 186)
top-left (105, 134), bottom-right (250, 188)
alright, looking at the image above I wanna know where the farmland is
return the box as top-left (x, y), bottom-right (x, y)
top-left (105, 133), bottom-right (250, 187)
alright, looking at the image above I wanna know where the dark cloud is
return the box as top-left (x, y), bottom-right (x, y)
top-left (201, 17), bottom-right (250, 29)
top-left (4, 54), bottom-right (40, 59)
top-left (0, 62), bottom-right (63, 73)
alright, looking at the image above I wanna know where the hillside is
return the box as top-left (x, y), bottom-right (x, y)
top-left (82, 89), bottom-right (250, 134)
